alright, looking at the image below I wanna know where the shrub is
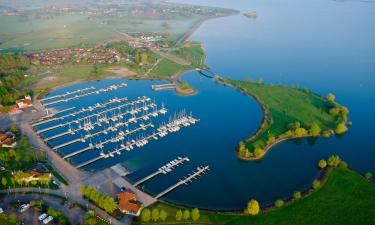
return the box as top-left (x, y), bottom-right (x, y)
top-left (312, 179), bottom-right (321, 190)
top-left (245, 199), bottom-right (260, 216)
top-left (365, 172), bottom-right (373, 180)
top-left (274, 200), bottom-right (284, 208)
top-left (310, 123), bottom-right (321, 137)
top-left (339, 161), bottom-right (348, 169)
top-left (328, 155), bottom-right (342, 167)
top-left (293, 191), bottom-right (301, 200)
top-left (318, 160), bottom-right (327, 169)
top-left (254, 148), bottom-right (264, 158)
top-left (335, 122), bottom-right (348, 134)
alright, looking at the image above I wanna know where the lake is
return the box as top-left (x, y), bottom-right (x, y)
top-left (39, 0), bottom-right (375, 210)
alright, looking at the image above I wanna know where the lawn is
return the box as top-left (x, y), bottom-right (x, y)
top-left (136, 169), bottom-right (375, 225)
top-left (221, 79), bottom-right (344, 154)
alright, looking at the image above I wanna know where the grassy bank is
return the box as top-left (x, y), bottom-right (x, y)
top-left (136, 168), bottom-right (375, 225)
top-left (219, 78), bottom-right (347, 159)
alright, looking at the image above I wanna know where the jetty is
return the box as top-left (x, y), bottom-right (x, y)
top-left (75, 113), bottom-right (198, 169)
top-left (42, 83), bottom-right (127, 107)
top-left (63, 123), bottom-right (154, 159)
top-left (32, 107), bottom-right (76, 124)
top-left (40, 87), bottom-right (96, 102)
top-left (155, 166), bottom-right (210, 199)
top-left (36, 97), bottom-right (152, 134)
top-left (32, 98), bottom-right (127, 127)
top-left (152, 84), bottom-right (176, 91)
top-left (133, 156), bottom-right (190, 186)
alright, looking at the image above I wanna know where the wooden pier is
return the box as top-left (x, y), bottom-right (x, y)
top-left (133, 156), bottom-right (189, 186)
top-left (155, 166), bottom-right (210, 199)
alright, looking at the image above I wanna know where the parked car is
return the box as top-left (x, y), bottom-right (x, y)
top-left (38, 213), bottom-right (48, 221)
top-left (43, 216), bottom-right (53, 224)
top-left (19, 204), bottom-right (30, 212)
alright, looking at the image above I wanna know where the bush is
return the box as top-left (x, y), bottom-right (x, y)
top-left (274, 200), bottom-right (284, 208)
top-left (365, 172), bottom-right (373, 180)
top-left (312, 179), bottom-right (321, 190)
top-left (245, 199), bottom-right (260, 216)
top-left (293, 191), bottom-right (301, 200)
top-left (328, 155), bottom-right (342, 167)
top-left (335, 122), bottom-right (348, 134)
top-left (318, 160), bottom-right (327, 169)
top-left (339, 161), bottom-right (348, 169)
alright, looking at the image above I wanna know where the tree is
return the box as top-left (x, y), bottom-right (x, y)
top-left (365, 172), bottom-right (373, 180)
top-left (293, 191), bottom-right (301, 200)
top-left (1, 177), bottom-right (7, 186)
top-left (9, 124), bottom-right (18, 135)
top-left (310, 123), bottom-right (321, 137)
top-left (245, 199), bottom-right (260, 215)
top-left (294, 127), bottom-right (307, 137)
top-left (159, 209), bottom-right (167, 221)
top-left (318, 160), bottom-right (327, 169)
top-left (335, 122), bottom-right (348, 134)
top-left (312, 179), bottom-right (321, 190)
top-left (274, 200), bottom-right (284, 208)
top-left (327, 93), bottom-right (335, 102)
top-left (183, 209), bottom-right (190, 220)
top-left (151, 208), bottom-right (159, 222)
top-left (339, 161), bottom-right (348, 169)
top-left (254, 148), bottom-right (264, 158)
top-left (175, 210), bottom-right (182, 221)
top-left (257, 77), bottom-right (263, 84)
top-left (141, 209), bottom-right (151, 222)
top-left (191, 208), bottom-right (200, 221)
top-left (328, 155), bottom-right (342, 167)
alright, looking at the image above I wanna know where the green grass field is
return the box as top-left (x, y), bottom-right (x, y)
top-left (136, 168), bottom-right (375, 225)
top-left (222, 79), bottom-right (341, 150)
top-left (150, 41), bottom-right (205, 79)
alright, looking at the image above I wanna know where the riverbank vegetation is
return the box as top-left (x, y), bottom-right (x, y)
top-left (136, 167), bottom-right (375, 225)
top-left (218, 78), bottom-right (349, 160)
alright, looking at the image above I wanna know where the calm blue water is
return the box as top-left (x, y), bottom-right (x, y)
top-left (40, 0), bottom-right (375, 210)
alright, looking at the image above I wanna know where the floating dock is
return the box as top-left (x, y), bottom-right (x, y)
top-left (40, 87), bottom-right (96, 102)
top-left (42, 83), bottom-right (127, 107)
top-left (155, 166), bottom-right (210, 199)
top-left (133, 156), bottom-right (190, 186)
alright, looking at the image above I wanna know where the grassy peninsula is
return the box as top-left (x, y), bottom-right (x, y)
top-left (135, 168), bottom-right (375, 225)
top-left (218, 78), bottom-right (349, 160)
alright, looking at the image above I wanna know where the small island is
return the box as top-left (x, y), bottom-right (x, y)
top-left (217, 77), bottom-right (349, 160)
top-left (244, 11), bottom-right (257, 18)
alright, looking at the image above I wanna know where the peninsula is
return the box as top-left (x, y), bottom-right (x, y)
top-left (217, 77), bottom-right (349, 160)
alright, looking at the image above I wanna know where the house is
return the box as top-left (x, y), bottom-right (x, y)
top-left (117, 190), bottom-right (143, 216)
top-left (0, 132), bottom-right (16, 148)
top-left (16, 95), bottom-right (33, 109)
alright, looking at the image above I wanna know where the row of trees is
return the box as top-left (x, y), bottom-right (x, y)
top-left (141, 208), bottom-right (200, 222)
top-left (80, 185), bottom-right (118, 214)
top-left (318, 155), bottom-right (348, 170)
